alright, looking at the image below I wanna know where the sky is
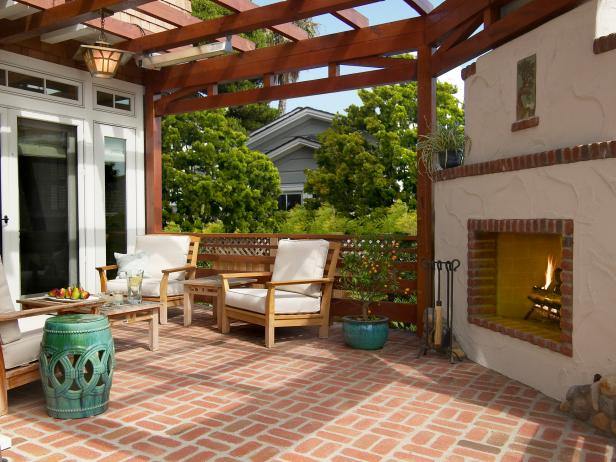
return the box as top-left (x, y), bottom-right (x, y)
top-left (253, 0), bottom-right (464, 114)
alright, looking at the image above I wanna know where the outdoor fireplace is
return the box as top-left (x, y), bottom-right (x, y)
top-left (467, 219), bottom-right (573, 356)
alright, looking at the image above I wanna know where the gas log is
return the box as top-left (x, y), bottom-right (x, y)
top-left (526, 266), bottom-right (562, 320)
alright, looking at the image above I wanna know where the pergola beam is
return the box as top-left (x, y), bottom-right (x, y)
top-left (433, 11), bottom-right (483, 57)
top-left (425, 0), bottom-right (492, 46)
top-left (432, 0), bottom-right (587, 76)
top-left (331, 9), bottom-right (369, 29)
top-left (117, 0), bottom-right (384, 54)
top-left (157, 61), bottom-right (417, 115)
top-left (210, 0), bottom-right (310, 41)
top-left (403, 0), bottom-right (434, 16)
top-left (135, 2), bottom-right (255, 51)
top-left (148, 17), bottom-right (423, 93)
top-left (0, 0), bottom-right (153, 44)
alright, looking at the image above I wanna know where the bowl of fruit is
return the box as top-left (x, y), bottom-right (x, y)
top-left (47, 287), bottom-right (96, 302)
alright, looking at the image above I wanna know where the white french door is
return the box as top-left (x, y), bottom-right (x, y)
top-left (0, 109), bottom-right (84, 297)
top-left (93, 123), bottom-right (137, 292)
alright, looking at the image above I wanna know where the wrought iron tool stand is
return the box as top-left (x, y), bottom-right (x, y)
top-left (418, 259), bottom-right (462, 363)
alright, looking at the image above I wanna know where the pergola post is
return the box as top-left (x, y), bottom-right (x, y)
top-left (416, 44), bottom-right (435, 336)
top-left (145, 90), bottom-right (163, 234)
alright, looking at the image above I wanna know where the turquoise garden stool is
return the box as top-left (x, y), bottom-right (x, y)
top-left (39, 314), bottom-right (115, 419)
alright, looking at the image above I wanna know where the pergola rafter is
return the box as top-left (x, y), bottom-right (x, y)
top-left (116, 0), bottom-right (383, 54)
top-left (0, 0), bottom-right (154, 43)
top-left (147, 17), bottom-right (423, 94)
top-left (134, 1), bottom-right (255, 51)
top-left (209, 0), bottom-right (310, 41)
top-left (403, 0), bottom-right (434, 16)
top-left (159, 61), bottom-right (417, 115)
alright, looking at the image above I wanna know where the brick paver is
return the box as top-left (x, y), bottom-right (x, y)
top-left (1, 306), bottom-right (614, 461)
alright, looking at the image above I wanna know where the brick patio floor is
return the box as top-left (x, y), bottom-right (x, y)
top-left (1, 307), bottom-right (614, 462)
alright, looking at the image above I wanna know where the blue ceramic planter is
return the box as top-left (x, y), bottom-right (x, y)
top-left (342, 316), bottom-right (389, 350)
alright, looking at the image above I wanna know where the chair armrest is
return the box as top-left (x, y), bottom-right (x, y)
top-left (96, 264), bottom-right (118, 272)
top-left (161, 264), bottom-right (197, 274)
top-left (0, 302), bottom-right (97, 322)
top-left (266, 278), bottom-right (333, 288)
top-left (220, 272), bottom-right (272, 279)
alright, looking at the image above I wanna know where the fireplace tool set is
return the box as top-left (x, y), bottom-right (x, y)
top-left (418, 259), bottom-right (462, 364)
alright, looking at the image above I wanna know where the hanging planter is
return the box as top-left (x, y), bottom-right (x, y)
top-left (417, 123), bottom-right (471, 173)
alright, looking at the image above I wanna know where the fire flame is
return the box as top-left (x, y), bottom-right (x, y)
top-left (542, 255), bottom-right (555, 290)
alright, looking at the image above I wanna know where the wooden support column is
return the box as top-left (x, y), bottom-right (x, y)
top-left (145, 90), bottom-right (163, 234)
top-left (416, 44), bottom-right (436, 336)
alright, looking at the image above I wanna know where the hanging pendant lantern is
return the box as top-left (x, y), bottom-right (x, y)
top-left (81, 10), bottom-right (131, 79)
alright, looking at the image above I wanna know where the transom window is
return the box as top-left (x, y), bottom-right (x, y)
top-left (94, 88), bottom-right (134, 114)
top-left (0, 64), bottom-right (81, 103)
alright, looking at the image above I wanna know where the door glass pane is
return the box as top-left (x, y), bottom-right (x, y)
top-left (18, 118), bottom-right (78, 294)
top-left (104, 137), bottom-right (127, 265)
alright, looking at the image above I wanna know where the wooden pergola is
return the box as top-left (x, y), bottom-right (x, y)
top-left (0, 0), bottom-right (586, 325)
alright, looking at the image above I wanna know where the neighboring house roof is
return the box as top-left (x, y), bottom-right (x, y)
top-left (247, 106), bottom-right (335, 150)
top-left (267, 137), bottom-right (321, 162)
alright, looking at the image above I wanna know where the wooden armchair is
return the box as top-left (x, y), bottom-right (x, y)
top-left (220, 240), bottom-right (341, 348)
top-left (97, 235), bottom-right (200, 324)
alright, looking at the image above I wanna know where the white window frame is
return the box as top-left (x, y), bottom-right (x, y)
top-left (0, 61), bottom-right (83, 106)
top-left (93, 85), bottom-right (136, 117)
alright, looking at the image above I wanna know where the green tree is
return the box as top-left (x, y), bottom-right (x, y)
top-left (162, 111), bottom-right (281, 232)
top-left (305, 80), bottom-right (464, 216)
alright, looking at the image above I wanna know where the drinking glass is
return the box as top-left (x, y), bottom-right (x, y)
top-left (127, 270), bottom-right (144, 305)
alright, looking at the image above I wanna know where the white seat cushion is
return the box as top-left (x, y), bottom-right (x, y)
top-left (225, 288), bottom-right (321, 315)
top-left (2, 315), bottom-right (50, 369)
top-left (0, 257), bottom-right (20, 345)
top-left (271, 239), bottom-right (329, 297)
top-left (106, 278), bottom-right (184, 297)
top-left (135, 235), bottom-right (191, 281)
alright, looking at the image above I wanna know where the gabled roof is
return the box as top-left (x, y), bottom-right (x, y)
top-left (247, 107), bottom-right (335, 148)
top-left (266, 136), bottom-right (322, 162)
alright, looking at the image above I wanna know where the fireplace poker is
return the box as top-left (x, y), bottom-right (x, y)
top-left (446, 259), bottom-right (462, 364)
top-left (434, 261), bottom-right (444, 348)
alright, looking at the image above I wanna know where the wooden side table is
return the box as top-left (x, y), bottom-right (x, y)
top-left (92, 303), bottom-right (160, 352)
top-left (18, 296), bottom-right (105, 311)
top-left (182, 277), bottom-right (256, 329)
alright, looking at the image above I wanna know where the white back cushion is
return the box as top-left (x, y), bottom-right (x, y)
top-left (271, 239), bottom-right (329, 297)
top-left (0, 258), bottom-right (20, 345)
top-left (135, 235), bottom-right (191, 281)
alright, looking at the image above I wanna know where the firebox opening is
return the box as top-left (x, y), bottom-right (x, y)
top-left (468, 219), bottom-right (573, 355)
top-left (496, 232), bottom-right (563, 324)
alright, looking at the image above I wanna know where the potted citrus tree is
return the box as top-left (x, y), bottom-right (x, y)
top-left (341, 237), bottom-right (401, 350)
top-left (417, 123), bottom-right (470, 172)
